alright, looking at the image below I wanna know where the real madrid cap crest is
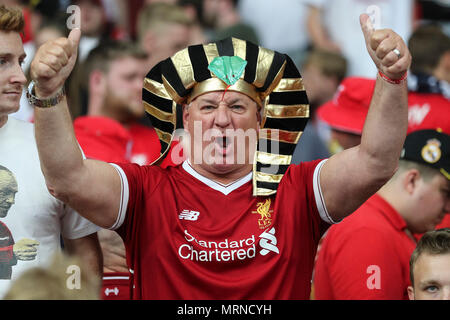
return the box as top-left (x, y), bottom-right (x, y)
top-left (143, 37), bottom-right (309, 196)
top-left (400, 129), bottom-right (450, 180)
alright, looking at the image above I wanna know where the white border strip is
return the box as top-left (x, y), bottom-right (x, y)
top-left (182, 160), bottom-right (252, 195)
top-left (103, 276), bottom-right (130, 280)
top-left (108, 164), bottom-right (129, 230)
top-left (313, 159), bottom-right (339, 224)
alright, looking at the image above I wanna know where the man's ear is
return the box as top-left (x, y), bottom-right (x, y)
top-left (403, 169), bottom-right (421, 195)
top-left (439, 51), bottom-right (450, 82)
top-left (407, 286), bottom-right (415, 300)
top-left (256, 104), bottom-right (262, 129)
top-left (89, 70), bottom-right (105, 95)
top-left (87, 70), bottom-right (106, 115)
top-left (141, 31), bottom-right (156, 55)
top-left (182, 103), bottom-right (190, 132)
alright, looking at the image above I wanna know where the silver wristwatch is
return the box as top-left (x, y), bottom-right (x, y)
top-left (26, 81), bottom-right (66, 108)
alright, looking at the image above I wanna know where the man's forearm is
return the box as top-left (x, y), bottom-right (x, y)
top-left (360, 75), bottom-right (408, 178)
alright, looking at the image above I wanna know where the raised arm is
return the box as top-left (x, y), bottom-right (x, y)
top-left (320, 14), bottom-right (411, 222)
top-left (31, 29), bottom-right (121, 228)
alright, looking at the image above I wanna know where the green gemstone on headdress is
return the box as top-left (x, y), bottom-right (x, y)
top-left (208, 56), bottom-right (247, 86)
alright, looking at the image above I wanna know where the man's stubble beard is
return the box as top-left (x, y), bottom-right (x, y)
top-left (103, 89), bottom-right (144, 124)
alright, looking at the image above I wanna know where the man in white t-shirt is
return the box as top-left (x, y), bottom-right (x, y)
top-left (0, 5), bottom-right (102, 298)
top-left (305, 0), bottom-right (413, 78)
top-left (238, 0), bottom-right (310, 53)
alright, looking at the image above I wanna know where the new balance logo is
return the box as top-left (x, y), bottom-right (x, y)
top-left (259, 227), bottom-right (279, 255)
top-left (179, 210), bottom-right (200, 221)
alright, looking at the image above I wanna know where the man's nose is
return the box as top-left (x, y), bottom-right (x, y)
top-left (442, 287), bottom-right (450, 300)
top-left (214, 104), bottom-right (231, 128)
top-left (11, 63), bottom-right (27, 86)
top-left (6, 194), bottom-right (15, 205)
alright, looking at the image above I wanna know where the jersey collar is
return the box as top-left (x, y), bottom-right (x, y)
top-left (182, 160), bottom-right (252, 195)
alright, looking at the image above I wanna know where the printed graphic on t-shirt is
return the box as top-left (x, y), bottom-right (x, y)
top-left (0, 165), bottom-right (39, 279)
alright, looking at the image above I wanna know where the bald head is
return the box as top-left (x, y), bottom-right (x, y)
top-left (0, 166), bottom-right (18, 218)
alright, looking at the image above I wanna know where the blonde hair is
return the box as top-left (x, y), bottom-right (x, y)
top-left (137, 2), bottom-right (192, 41)
top-left (3, 253), bottom-right (101, 300)
top-left (0, 5), bottom-right (24, 33)
top-left (303, 49), bottom-right (348, 83)
top-left (409, 228), bottom-right (450, 286)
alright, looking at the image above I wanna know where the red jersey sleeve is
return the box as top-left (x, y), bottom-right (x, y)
top-left (109, 163), bottom-right (165, 243)
top-left (280, 159), bottom-right (335, 241)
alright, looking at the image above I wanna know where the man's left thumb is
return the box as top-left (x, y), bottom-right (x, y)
top-left (68, 28), bottom-right (81, 53)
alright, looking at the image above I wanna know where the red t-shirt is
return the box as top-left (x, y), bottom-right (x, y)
top-left (110, 159), bottom-right (333, 299)
top-left (436, 214), bottom-right (450, 230)
top-left (74, 116), bottom-right (182, 167)
top-left (0, 221), bottom-right (16, 280)
top-left (314, 194), bottom-right (416, 300)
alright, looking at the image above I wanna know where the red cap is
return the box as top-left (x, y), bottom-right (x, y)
top-left (407, 92), bottom-right (450, 135)
top-left (317, 77), bottom-right (376, 135)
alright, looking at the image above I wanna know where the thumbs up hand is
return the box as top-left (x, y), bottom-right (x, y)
top-left (360, 14), bottom-right (411, 80)
top-left (30, 28), bottom-right (81, 98)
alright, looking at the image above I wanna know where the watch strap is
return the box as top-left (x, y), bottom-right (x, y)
top-left (26, 81), bottom-right (65, 108)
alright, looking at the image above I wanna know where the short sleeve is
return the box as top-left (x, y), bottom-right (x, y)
top-left (60, 204), bottom-right (101, 240)
top-left (311, 159), bottom-right (342, 225)
top-left (280, 159), bottom-right (336, 242)
top-left (284, 159), bottom-right (337, 224)
top-left (108, 163), bottom-right (165, 244)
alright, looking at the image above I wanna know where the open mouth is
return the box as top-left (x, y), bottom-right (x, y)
top-left (214, 136), bottom-right (232, 155)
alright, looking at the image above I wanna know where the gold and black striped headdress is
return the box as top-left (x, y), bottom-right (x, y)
top-left (143, 37), bottom-right (309, 196)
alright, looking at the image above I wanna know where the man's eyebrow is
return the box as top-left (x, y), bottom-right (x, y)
top-left (419, 279), bottom-right (440, 287)
top-left (197, 98), bottom-right (219, 104)
top-left (226, 98), bottom-right (244, 105)
top-left (0, 52), bottom-right (27, 60)
top-left (196, 97), bottom-right (246, 105)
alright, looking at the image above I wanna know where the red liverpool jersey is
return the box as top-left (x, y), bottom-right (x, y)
top-left (111, 159), bottom-right (334, 299)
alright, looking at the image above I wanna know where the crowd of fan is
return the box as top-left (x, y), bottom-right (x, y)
top-left (0, 0), bottom-right (449, 300)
